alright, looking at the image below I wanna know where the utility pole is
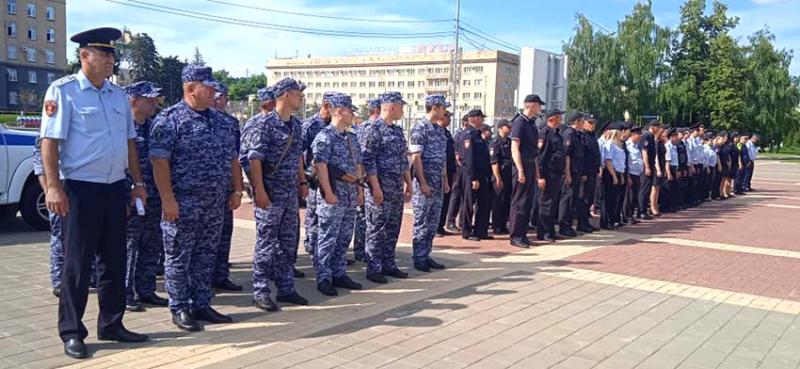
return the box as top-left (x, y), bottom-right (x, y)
top-left (449, 0), bottom-right (462, 129)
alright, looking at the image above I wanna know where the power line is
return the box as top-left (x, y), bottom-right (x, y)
top-left (207, 0), bottom-right (453, 24)
top-left (458, 27), bottom-right (520, 52)
top-left (106, 0), bottom-right (453, 39)
top-left (460, 33), bottom-right (486, 51)
top-left (459, 22), bottom-right (520, 51)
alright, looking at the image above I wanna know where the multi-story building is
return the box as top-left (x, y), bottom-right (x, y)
top-left (267, 50), bottom-right (520, 125)
top-left (0, 0), bottom-right (66, 112)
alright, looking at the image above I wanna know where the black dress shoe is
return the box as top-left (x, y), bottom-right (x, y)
top-left (64, 338), bottom-right (88, 359)
top-left (192, 307), bottom-right (233, 324)
top-left (510, 238), bottom-right (530, 248)
top-left (436, 228), bottom-right (453, 236)
top-left (641, 214), bottom-right (653, 220)
top-left (464, 235), bottom-right (481, 241)
top-left (559, 228), bottom-right (578, 238)
top-left (98, 327), bottom-right (149, 343)
top-left (276, 291), bottom-right (309, 305)
top-left (172, 310), bottom-right (201, 331)
top-left (540, 234), bottom-right (556, 242)
top-left (126, 301), bottom-right (145, 312)
top-left (138, 294), bottom-right (169, 307)
top-left (414, 262), bottom-right (431, 272)
top-left (629, 218), bottom-right (640, 225)
top-left (426, 258), bottom-right (446, 269)
top-left (253, 296), bottom-right (280, 312)
top-left (88, 280), bottom-right (98, 289)
top-left (317, 281), bottom-right (338, 296)
top-left (478, 235), bottom-right (495, 240)
top-left (333, 275), bottom-right (362, 290)
top-left (577, 226), bottom-right (595, 233)
top-left (293, 268), bottom-right (305, 278)
top-left (493, 228), bottom-right (509, 235)
top-left (446, 224), bottom-right (460, 231)
top-left (366, 272), bottom-right (388, 284)
top-left (383, 268), bottom-right (409, 279)
top-left (53, 287), bottom-right (61, 298)
top-left (212, 279), bottom-right (243, 292)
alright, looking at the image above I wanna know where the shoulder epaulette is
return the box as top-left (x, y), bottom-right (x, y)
top-left (52, 75), bottom-right (77, 87)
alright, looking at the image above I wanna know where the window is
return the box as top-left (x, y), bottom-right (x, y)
top-left (7, 46), bottom-right (17, 59)
top-left (462, 92), bottom-right (470, 99)
top-left (368, 81), bottom-right (375, 88)
top-left (474, 92), bottom-right (482, 99)
top-left (398, 81), bottom-right (404, 88)
top-left (350, 82), bottom-right (356, 87)
top-left (7, 0), bottom-right (15, 14)
top-left (359, 82), bottom-right (366, 87)
top-left (368, 93), bottom-right (375, 98)
top-left (45, 49), bottom-right (54, 64)
top-left (418, 80), bottom-right (425, 87)
top-left (332, 82), bottom-right (339, 88)
top-left (407, 81), bottom-right (414, 88)
top-left (378, 81), bottom-right (385, 87)
top-left (9, 91), bottom-right (18, 105)
top-left (315, 82), bottom-right (321, 88)
top-left (387, 81), bottom-right (394, 88)
top-left (475, 79), bottom-right (483, 86)
top-left (28, 70), bottom-right (37, 83)
top-left (7, 68), bottom-right (17, 82)
top-left (26, 2), bottom-right (34, 17)
top-left (47, 72), bottom-right (55, 84)
top-left (7, 21), bottom-right (16, 37)
top-left (358, 93), bottom-right (365, 99)
top-left (26, 47), bottom-right (36, 62)
top-left (46, 28), bottom-right (55, 42)
top-left (463, 80), bottom-right (470, 86)
top-left (417, 93), bottom-right (424, 99)
top-left (45, 5), bottom-right (54, 19)
top-left (323, 82), bottom-right (330, 88)
top-left (28, 25), bottom-right (36, 40)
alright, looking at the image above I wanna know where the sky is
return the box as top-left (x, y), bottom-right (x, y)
top-left (67, 0), bottom-right (800, 77)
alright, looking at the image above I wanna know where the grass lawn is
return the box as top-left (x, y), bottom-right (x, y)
top-left (0, 113), bottom-right (18, 125)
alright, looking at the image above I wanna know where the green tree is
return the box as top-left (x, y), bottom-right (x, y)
top-left (702, 33), bottom-right (746, 130)
top-left (126, 33), bottom-right (160, 83)
top-left (158, 55), bottom-right (187, 105)
top-left (564, 15), bottom-right (624, 122)
top-left (192, 47), bottom-right (205, 66)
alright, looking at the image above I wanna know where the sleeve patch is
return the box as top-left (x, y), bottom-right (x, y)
top-left (44, 100), bottom-right (58, 117)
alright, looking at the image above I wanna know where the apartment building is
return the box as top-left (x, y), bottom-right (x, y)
top-left (0, 0), bottom-right (67, 112)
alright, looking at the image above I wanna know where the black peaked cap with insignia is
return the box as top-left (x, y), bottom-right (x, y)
top-left (70, 27), bottom-right (122, 53)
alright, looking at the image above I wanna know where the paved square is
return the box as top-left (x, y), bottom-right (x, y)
top-left (1, 160), bottom-right (799, 369)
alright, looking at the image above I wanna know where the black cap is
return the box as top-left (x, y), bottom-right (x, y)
top-left (524, 94), bottom-right (546, 105)
top-left (646, 119), bottom-right (662, 128)
top-left (461, 114), bottom-right (469, 123)
top-left (609, 121), bottom-right (626, 130)
top-left (667, 128), bottom-right (678, 137)
top-left (598, 121), bottom-right (611, 132)
top-left (497, 119), bottom-right (511, 129)
top-left (630, 126), bottom-right (643, 134)
top-left (568, 112), bottom-right (584, 124)
top-left (545, 108), bottom-right (564, 118)
top-left (689, 122), bottom-right (704, 130)
top-left (70, 27), bottom-right (122, 53)
top-left (466, 109), bottom-right (487, 118)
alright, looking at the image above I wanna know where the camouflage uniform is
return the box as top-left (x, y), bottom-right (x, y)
top-left (213, 107), bottom-right (241, 285)
top-left (359, 92), bottom-right (409, 275)
top-left (301, 106), bottom-right (331, 257)
top-left (123, 81), bottom-right (163, 304)
top-left (410, 96), bottom-right (449, 265)
top-left (312, 121), bottom-right (361, 283)
top-left (241, 106), bottom-right (303, 299)
top-left (351, 98), bottom-right (379, 261)
top-left (149, 93), bottom-right (235, 314)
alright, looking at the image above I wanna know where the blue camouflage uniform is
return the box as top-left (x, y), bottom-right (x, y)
top-left (148, 65), bottom-right (235, 314)
top-left (211, 82), bottom-right (242, 285)
top-left (352, 98), bottom-right (381, 261)
top-left (122, 81), bottom-right (163, 304)
top-left (240, 77), bottom-right (305, 299)
top-left (33, 139), bottom-right (65, 289)
top-left (312, 94), bottom-right (362, 283)
top-left (359, 92), bottom-right (409, 275)
top-left (410, 95), bottom-right (449, 265)
top-left (301, 92), bottom-right (336, 258)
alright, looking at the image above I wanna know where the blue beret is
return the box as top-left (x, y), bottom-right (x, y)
top-left (212, 82), bottom-right (229, 96)
top-left (379, 91), bottom-right (406, 105)
top-left (181, 64), bottom-right (217, 86)
top-left (425, 94), bottom-right (451, 107)
top-left (328, 93), bottom-right (357, 111)
top-left (272, 77), bottom-right (306, 97)
top-left (124, 81), bottom-right (161, 98)
top-left (367, 98), bottom-right (381, 110)
top-left (257, 86), bottom-right (275, 102)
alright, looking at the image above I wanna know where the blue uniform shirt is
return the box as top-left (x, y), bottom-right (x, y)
top-left (312, 125), bottom-right (362, 208)
top-left (127, 119), bottom-right (158, 197)
top-left (665, 141), bottom-right (678, 166)
top-left (359, 117), bottom-right (409, 177)
top-left (149, 100), bottom-right (236, 195)
top-left (40, 70), bottom-right (136, 183)
top-left (626, 140), bottom-right (644, 176)
top-left (409, 117), bottom-right (447, 176)
top-left (603, 141), bottom-right (626, 173)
